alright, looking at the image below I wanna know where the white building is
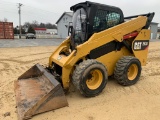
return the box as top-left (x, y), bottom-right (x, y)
top-left (34, 28), bottom-right (57, 35)
top-left (56, 12), bottom-right (73, 38)
top-left (34, 28), bottom-right (46, 34)
top-left (149, 22), bottom-right (159, 39)
top-left (46, 29), bottom-right (57, 35)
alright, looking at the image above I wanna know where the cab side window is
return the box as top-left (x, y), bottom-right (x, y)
top-left (107, 12), bottom-right (120, 28)
top-left (93, 10), bottom-right (107, 31)
top-left (93, 10), bottom-right (120, 32)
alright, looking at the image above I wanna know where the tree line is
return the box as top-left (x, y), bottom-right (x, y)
top-left (23, 20), bottom-right (57, 29)
top-left (14, 20), bottom-right (57, 34)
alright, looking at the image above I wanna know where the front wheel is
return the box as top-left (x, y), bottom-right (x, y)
top-left (72, 59), bottom-right (108, 97)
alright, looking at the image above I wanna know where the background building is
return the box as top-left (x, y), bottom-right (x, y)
top-left (56, 12), bottom-right (73, 38)
top-left (150, 22), bottom-right (159, 39)
top-left (157, 27), bottom-right (160, 39)
top-left (34, 28), bottom-right (46, 34)
top-left (46, 29), bottom-right (57, 35)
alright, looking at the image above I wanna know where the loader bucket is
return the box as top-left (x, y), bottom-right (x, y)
top-left (14, 64), bottom-right (68, 120)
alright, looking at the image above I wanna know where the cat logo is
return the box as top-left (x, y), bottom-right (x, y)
top-left (133, 40), bottom-right (149, 51)
top-left (134, 42), bottom-right (142, 50)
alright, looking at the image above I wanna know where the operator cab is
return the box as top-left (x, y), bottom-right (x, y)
top-left (70, 1), bottom-right (124, 49)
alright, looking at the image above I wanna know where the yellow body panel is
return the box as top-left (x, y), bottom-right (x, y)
top-left (132, 29), bottom-right (150, 65)
top-left (97, 47), bottom-right (132, 76)
top-left (49, 16), bottom-right (150, 89)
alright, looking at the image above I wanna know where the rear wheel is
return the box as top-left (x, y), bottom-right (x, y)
top-left (72, 59), bottom-right (108, 97)
top-left (114, 56), bottom-right (141, 86)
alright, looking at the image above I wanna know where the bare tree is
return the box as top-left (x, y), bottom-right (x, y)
top-left (4, 18), bottom-right (8, 22)
top-left (52, 24), bottom-right (57, 29)
top-left (32, 20), bottom-right (39, 28)
top-left (39, 23), bottom-right (46, 28)
top-left (24, 22), bottom-right (30, 27)
top-left (0, 18), bottom-right (8, 22)
top-left (22, 21), bottom-right (57, 29)
top-left (45, 23), bottom-right (52, 29)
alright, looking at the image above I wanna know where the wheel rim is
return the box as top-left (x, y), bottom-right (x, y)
top-left (86, 69), bottom-right (103, 90)
top-left (127, 64), bottom-right (138, 80)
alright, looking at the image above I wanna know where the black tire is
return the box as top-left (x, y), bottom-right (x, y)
top-left (114, 56), bottom-right (141, 86)
top-left (72, 59), bottom-right (108, 97)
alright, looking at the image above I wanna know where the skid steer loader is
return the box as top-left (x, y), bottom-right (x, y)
top-left (14, 1), bottom-right (155, 120)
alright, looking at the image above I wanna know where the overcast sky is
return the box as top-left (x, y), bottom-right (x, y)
top-left (0, 0), bottom-right (159, 27)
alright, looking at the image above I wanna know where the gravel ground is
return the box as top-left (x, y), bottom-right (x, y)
top-left (0, 38), bottom-right (64, 48)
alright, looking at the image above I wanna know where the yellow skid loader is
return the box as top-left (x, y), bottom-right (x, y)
top-left (14, 1), bottom-right (155, 120)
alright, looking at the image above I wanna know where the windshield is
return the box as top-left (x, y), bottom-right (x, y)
top-left (72, 8), bottom-right (87, 46)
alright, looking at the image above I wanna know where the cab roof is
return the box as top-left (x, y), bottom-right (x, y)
top-left (70, 1), bottom-right (122, 13)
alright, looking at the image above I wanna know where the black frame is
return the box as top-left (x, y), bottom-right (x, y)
top-left (70, 1), bottom-right (124, 43)
top-left (124, 12), bottom-right (155, 29)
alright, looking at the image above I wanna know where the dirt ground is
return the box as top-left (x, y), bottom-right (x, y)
top-left (0, 41), bottom-right (160, 120)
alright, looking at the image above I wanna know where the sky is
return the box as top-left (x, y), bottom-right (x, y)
top-left (0, 0), bottom-right (159, 27)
